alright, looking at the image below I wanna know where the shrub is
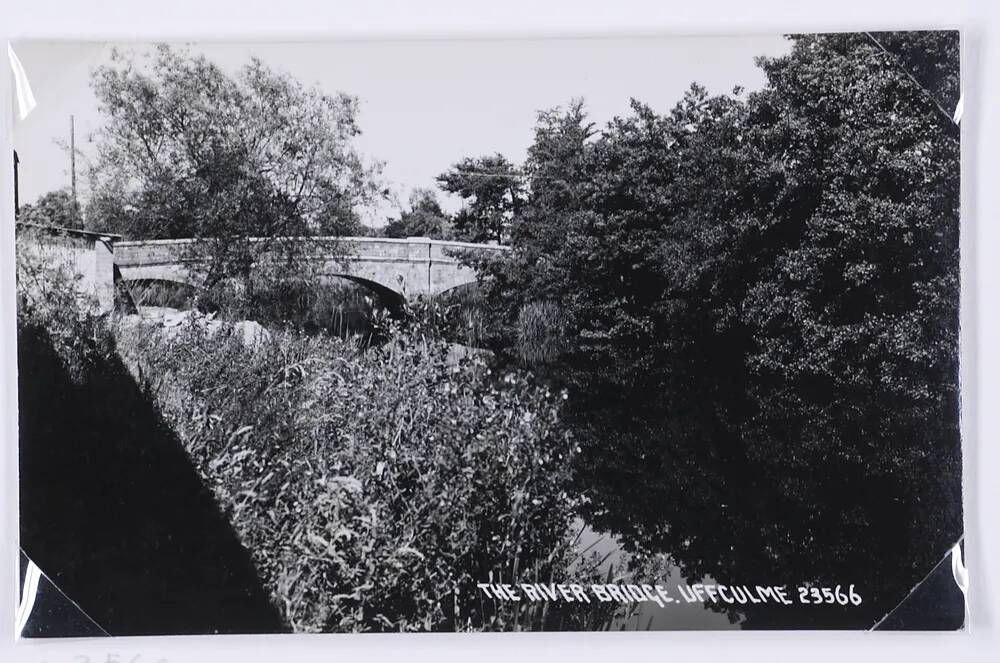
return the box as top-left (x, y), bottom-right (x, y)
top-left (516, 300), bottom-right (571, 367)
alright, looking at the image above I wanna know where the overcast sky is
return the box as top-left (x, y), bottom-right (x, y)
top-left (12, 36), bottom-right (790, 224)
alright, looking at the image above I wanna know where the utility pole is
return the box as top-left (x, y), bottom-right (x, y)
top-left (70, 114), bottom-right (77, 205)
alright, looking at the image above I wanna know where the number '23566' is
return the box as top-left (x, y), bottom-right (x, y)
top-left (797, 584), bottom-right (863, 605)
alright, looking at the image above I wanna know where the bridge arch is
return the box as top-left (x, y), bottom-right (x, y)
top-left (435, 280), bottom-right (483, 303)
top-left (321, 274), bottom-right (406, 317)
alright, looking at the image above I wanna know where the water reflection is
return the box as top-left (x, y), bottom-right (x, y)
top-left (573, 520), bottom-right (737, 630)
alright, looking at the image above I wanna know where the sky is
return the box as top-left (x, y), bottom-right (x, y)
top-left (11, 35), bottom-right (790, 224)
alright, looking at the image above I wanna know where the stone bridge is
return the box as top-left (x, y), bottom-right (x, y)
top-left (115, 236), bottom-right (508, 303)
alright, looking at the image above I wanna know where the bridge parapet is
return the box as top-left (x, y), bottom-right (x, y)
top-left (114, 236), bottom-right (509, 300)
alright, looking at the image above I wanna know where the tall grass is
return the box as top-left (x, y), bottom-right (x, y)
top-left (113, 312), bottom-right (637, 631)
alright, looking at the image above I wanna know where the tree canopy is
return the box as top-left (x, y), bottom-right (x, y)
top-left (436, 154), bottom-right (525, 244)
top-left (16, 189), bottom-right (83, 229)
top-left (381, 188), bottom-right (450, 239)
top-left (467, 31), bottom-right (961, 628)
top-left (86, 44), bottom-right (385, 284)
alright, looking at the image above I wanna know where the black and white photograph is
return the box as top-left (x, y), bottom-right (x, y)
top-left (10, 30), bottom-right (964, 636)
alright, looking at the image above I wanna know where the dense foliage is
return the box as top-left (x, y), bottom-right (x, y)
top-left (467, 31), bottom-right (962, 627)
top-left (113, 313), bottom-right (623, 631)
top-left (437, 154), bottom-right (525, 244)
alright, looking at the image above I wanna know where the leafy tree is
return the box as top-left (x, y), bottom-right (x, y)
top-left (471, 32), bottom-right (961, 628)
top-left (436, 154), bottom-right (525, 243)
top-left (864, 30), bottom-right (961, 132)
top-left (16, 189), bottom-right (83, 229)
top-left (85, 44), bottom-right (384, 287)
top-left (381, 188), bottom-right (450, 239)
